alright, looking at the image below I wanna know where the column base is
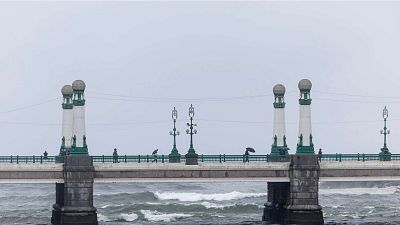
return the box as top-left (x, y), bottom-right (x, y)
top-left (283, 208), bottom-right (324, 225)
top-left (51, 204), bottom-right (62, 225)
top-left (379, 148), bottom-right (391, 161)
top-left (296, 145), bottom-right (315, 154)
top-left (185, 153), bottom-right (198, 165)
top-left (262, 202), bottom-right (284, 224)
top-left (60, 206), bottom-right (98, 225)
top-left (51, 183), bottom-right (64, 225)
top-left (169, 154), bottom-right (181, 163)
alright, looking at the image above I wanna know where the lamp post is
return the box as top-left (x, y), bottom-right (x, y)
top-left (380, 106), bottom-right (391, 161)
top-left (185, 104), bottom-right (198, 165)
top-left (169, 107), bottom-right (181, 163)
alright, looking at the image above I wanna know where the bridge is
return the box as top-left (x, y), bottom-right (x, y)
top-left (1, 154), bottom-right (400, 182)
top-left (1, 79), bottom-right (395, 225)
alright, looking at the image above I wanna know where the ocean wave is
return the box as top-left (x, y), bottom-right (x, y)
top-left (140, 210), bottom-right (192, 222)
top-left (118, 213), bottom-right (138, 222)
top-left (97, 213), bottom-right (110, 222)
top-left (154, 191), bottom-right (266, 202)
top-left (320, 186), bottom-right (400, 195)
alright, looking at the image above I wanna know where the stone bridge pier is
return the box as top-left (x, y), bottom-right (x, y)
top-left (263, 155), bottom-right (323, 225)
top-left (51, 156), bottom-right (98, 225)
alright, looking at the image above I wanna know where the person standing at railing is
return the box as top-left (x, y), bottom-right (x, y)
top-left (113, 148), bottom-right (119, 163)
top-left (43, 151), bottom-right (48, 160)
top-left (152, 149), bottom-right (158, 163)
top-left (244, 150), bottom-right (249, 163)
top-left (318, 148), bottom-right (322, 162)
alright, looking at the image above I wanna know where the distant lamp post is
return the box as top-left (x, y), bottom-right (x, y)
top-left (379, 106), bottom-right (391, 161)
top-left (185, 104), bottom-right (198, 165)
top-left (169, 107), bottom-right (181, 163)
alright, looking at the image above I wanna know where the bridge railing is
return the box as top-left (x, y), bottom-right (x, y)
top-left (320, 153), bottom-right (400, 162)
top-left (1, 154), bottom-right (400, 164)
top-left (0, 155), bottom-right (56, 164)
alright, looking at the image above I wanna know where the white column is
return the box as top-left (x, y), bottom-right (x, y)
top-left (297, 79), bottom-right (314, 154)
top-left (271, 84), bottom-right (287, 155)
top-left (73, 105), bottom-right (86, 147)
top-left (71, 80), bottom-right (88, 154)
top-left (62, 106), bottom-right (74, 148)
top-left (299, 104), bottom-right (312, 146)
top-left (61, 85), bottom-right (74, 151)
top-left (273, 107), bottom-right (286, 146)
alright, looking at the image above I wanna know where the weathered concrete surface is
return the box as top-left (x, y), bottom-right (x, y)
top-left (263, 182), bottom-right (290, 223)
top-left (284, 155), bottom-right (323, 225)
top-left (60, 156), bottom-right (98, 225)
top-left (320, 161), bottom-right (400, 181)
top-left (2, 161), bottom-right (400, 182)
top-left (0, 164), bottom-right (63, 181)
top-left (94, 162), bottom-right (290, 180)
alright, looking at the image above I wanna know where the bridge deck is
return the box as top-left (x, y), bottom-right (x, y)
top-left (1, 161), bottom-right (400, 183)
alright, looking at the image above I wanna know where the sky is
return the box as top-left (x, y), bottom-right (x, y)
top-left (0, 1), bottom-right (400, 156)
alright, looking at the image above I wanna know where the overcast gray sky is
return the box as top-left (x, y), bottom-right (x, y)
top-left (1, 1), bottom-right (400, 155)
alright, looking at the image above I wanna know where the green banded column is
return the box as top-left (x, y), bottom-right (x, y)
top-left (296, 79), bottom-right (314, 154)
top-left (271, 84), bottom-right (289, 156)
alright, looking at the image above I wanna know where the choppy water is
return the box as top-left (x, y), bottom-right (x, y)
top-left (1, 181), bottom-right (400, 225)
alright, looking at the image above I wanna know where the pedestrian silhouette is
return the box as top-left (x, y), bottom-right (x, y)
top-left (152, 149), bottom-right (158, 163)
top-left (43, 151), bottom-right (48, 160)
top-left (318, 148), bottom-right (322, 162)
top-left (244, 147), bottom-right (255, 163)
top-left (113, 148), bottom-right (119, 163)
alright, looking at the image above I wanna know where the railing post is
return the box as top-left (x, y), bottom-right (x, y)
top-left (219, 154), bottom-right (222, 163)
top-left (357, 153), bottom-right (360, 161)
top-left (33, 155), bottom-right (35, 164)
top-left (339, 153), bottom-right (342, 162)
top-left (267, 154), bottom-right (269, 162)
top-left (162, 155), bottom-right (164, 163)
top-left (102, 155), bottom-right (104, 163)
top-left (125, 155), bottom-right (127, 163)
top-left (335, 153), bottom-right (338, 161)
top-left (223, 154), bottom-right (226, 162)
top-left (10, 155), bottom-right (13, 164)
top-left (40, 155), bottom-right (43, 164)
top-left (363, 153), bottom-right (365, 162)
top-left (138, 155), bottom-right (141, 163)
top-left (147, 155), bottom-right (149, 163)
top-left (17, 155), bottom-right (19, 164)
top-left (201, 154), bottom-right (204, 162)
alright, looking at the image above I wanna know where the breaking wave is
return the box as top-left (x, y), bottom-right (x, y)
top-left (140, 210), bottom-right (192, 222)
top-left (154, 191), bottom-right (266, 202)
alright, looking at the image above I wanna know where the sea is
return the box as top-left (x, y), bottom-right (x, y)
top-left (1, 181), bottom-right (400, 225)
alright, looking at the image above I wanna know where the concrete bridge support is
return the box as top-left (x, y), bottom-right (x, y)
top-left (51, 156), bottom-right (98, 225)
top-left (263, 155), bottom-right (323, 225)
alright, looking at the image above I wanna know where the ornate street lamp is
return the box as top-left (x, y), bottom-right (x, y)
top-left (168, 107), bottom-right (181, 163)
top-left (185, 104), bottom-right (198, 165)
top-left (379, 106), bottom-right (391, 161)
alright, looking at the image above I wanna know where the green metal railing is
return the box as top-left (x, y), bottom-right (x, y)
top-left (320, 153), bottom-right (400, 162)
top-left (0, 154), bottom-right (398, 164)
top-left (0, 155), bottom-right (56, 164)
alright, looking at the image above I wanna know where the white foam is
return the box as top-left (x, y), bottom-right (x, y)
top-left (97, 213), bottom-right (109, 221)
top-left (320, 186), bottom-right (399, 195)
top-left (200, 201), bottom-right (235, 209)
top-left (100, 204), bottom-right (110, 209)
top-left (119, 212), bottom-right (138, 222)
top-left (154, 191), bottom-right (266, 202)
top-left (140, 210), bottom-right (192, 222)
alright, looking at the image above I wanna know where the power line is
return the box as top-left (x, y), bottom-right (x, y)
top-left (314, 90), bottom-right (400, 99)
top-left (0, 98), bottom-right (58, 114)
top-left (87, 91), bottom-right (284, 102)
